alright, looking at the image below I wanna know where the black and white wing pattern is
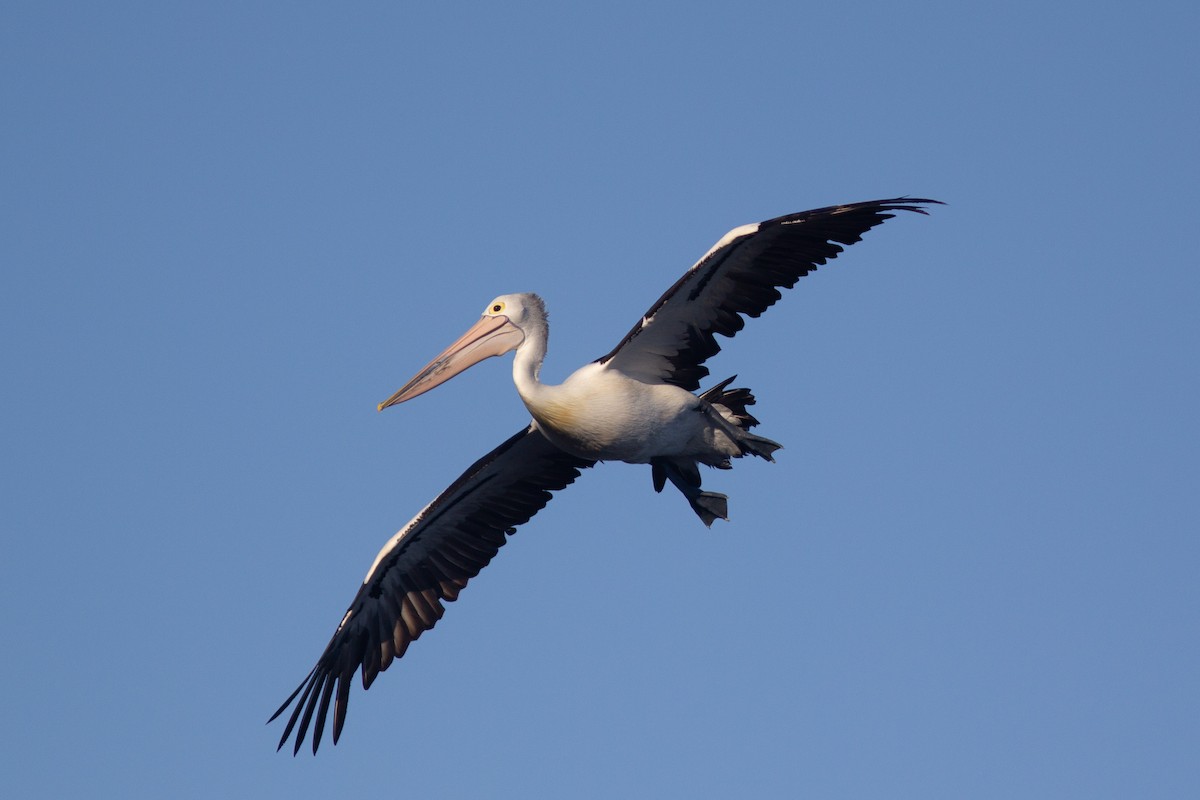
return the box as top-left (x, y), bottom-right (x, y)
top-left (597, 197), bottom-right (941, 391)
top-left (270, 425), bottom-right (594, 754)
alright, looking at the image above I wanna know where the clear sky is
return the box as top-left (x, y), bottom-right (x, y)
top-left (3, 2), bottom-right (1197, 798)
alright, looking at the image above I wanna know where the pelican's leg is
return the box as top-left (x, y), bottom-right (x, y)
top-left (735, 430), bottom-right (782, 461)
top-left (651, 457), bottom-right (729, 527)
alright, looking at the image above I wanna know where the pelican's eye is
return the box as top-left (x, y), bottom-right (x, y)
top-left (490, 302), bottom-right (505, 314)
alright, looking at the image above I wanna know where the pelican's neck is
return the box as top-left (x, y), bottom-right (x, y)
top-left (512, 317), bottom-right (581, 439)
top-left (512, 319), bottom-right (551, 405)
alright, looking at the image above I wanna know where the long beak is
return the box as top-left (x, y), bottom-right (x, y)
top-left (378, 315), bottom-right (525, 410)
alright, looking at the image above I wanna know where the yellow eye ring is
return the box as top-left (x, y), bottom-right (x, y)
top-left (490, 302), bottom-right (505, 314)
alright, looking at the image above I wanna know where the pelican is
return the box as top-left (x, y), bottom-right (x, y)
top-left (271, 197), bottom-right (939, 754)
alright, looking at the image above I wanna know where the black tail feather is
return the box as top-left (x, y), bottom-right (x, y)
top-left (699, 375), bottom-right (761, 429)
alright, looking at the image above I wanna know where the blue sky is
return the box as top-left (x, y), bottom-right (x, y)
top-left (3, 2), bottom-right (1197, 797)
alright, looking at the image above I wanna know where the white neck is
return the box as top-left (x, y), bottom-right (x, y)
top-left (512, 320), bottom-right (551, 406)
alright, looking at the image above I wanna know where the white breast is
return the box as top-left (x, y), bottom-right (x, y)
top-left (521, 363), bottom-right (704, 462)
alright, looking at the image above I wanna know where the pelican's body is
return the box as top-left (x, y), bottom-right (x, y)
top-left (521, 361), bottom-right (704, 462)
top-left (272, 197), bottom-right (940, 754)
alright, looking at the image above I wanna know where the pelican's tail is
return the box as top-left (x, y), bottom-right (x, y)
top-left (699, 376), bottom-right (760, 427)
top-left (700, 376), bottom-right (783, 462)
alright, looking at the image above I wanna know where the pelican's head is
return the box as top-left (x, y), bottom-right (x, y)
top-left (377, 293), bottom-right (543, 410)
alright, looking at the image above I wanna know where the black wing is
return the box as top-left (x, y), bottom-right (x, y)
top-left (597, 197), bottom-right (940, 390)
top-left (270, 424), bottom-right (594, 754)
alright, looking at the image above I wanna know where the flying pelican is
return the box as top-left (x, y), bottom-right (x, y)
top-left (271, 197), bottom-right (939, 754)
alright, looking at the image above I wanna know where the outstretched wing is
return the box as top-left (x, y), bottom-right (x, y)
top-left (597, 198), bottom-right (940, 390)
top-left (270, 424), bottom-right (594, 754)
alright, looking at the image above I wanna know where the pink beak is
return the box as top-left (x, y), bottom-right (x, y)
top-left (377, 315), bottom-right (525, 410)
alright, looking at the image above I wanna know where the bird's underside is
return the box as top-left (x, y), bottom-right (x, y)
top-left (649, 375), bottom-right (781, 526)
